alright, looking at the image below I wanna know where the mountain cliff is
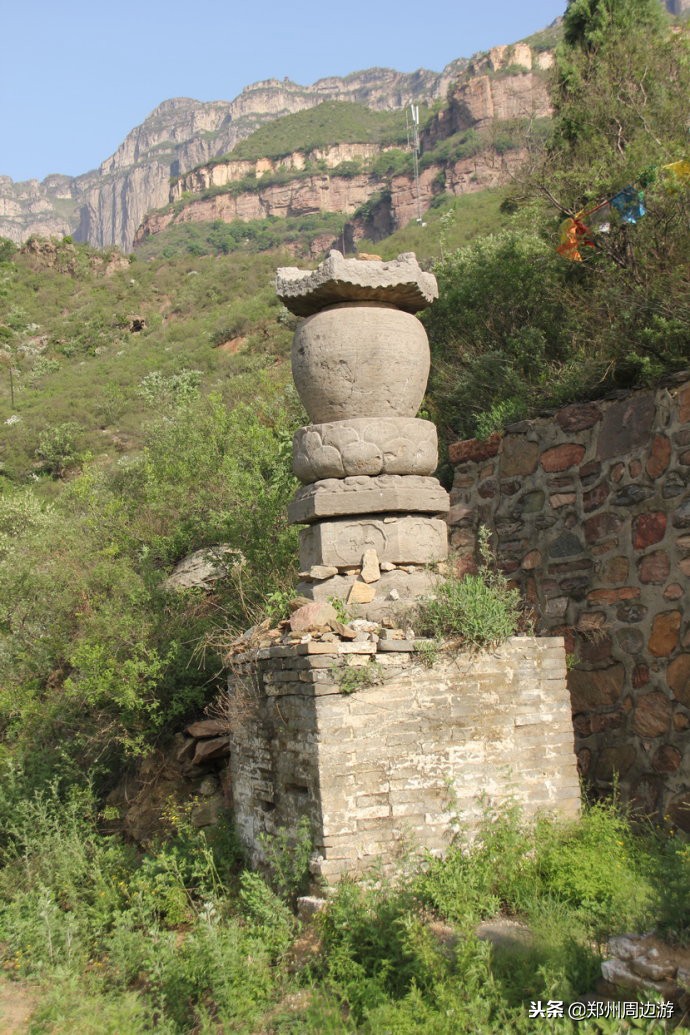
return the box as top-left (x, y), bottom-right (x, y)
top-left (135, 45), bottom-right (551, 251)
top-left (0, 66), bottom-right (461, 252)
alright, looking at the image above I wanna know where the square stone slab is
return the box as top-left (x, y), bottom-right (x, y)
top-left (276, 250), bottom-right (438, 317)
top-left (288, 474), bottom-right (450, 525)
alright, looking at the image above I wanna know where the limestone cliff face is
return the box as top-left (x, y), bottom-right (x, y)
top-left (0, 174), bottom-right (78, 244)
top-left (171, 143), bottom-right (386, 200)
top-left (134, 148), bottom-right (527, 250)
top-left (135, 45), bottom-right (550, 249)
top-left (0, 66), bottom-right (457, 252)
top-left (423, 45), bottom-right (552, 147)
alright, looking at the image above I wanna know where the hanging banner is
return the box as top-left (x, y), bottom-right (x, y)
top-left (610, 187), bottom-right (646, 224)
top-left (555, 158), bottom-right (687, 259)
top-left (556, 214), bottom-right (596, 262)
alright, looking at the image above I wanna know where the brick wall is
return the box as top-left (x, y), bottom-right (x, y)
top-left (447, 375), bottom-right (690, 827)
top-left (227, 637), bottom-right (579, 881)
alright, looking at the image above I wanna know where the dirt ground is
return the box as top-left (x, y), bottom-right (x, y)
top-left (0, 979), bottom-right (36, 1033)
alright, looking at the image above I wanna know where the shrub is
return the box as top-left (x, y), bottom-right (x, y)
top-left (418, 529), bottom-right (521, 647)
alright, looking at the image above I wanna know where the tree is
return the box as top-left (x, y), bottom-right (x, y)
top-left (548, 0), bottom-right (689, 203)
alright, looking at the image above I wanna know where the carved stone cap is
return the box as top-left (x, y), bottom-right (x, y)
top-left (276, 250), bottom-right (438, 317)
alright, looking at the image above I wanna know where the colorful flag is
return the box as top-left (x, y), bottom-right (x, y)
top-left (662, 159), bottom-right (690, 182)
top-left (556, 214), bottom-right (596, 261)
top-left (610, 187), bottom-right (646, 224)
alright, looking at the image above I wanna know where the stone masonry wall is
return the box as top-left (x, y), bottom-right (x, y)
top-left (447, 375), bottom-right (690, 828)
top-left (227, 637), bottom-right (579, 882)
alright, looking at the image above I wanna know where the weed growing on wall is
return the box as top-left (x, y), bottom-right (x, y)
top-left (418, 527), bottom-right (522, 647)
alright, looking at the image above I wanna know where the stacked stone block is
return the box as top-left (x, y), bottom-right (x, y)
top-left (276, 250), bottom-right (450, 617)
top-left (446, 375), bottom-right (690, 826)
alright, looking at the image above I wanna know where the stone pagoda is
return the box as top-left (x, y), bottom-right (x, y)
top-left (224, 251), bottom-right (580, 884)
top-left (277, 250), bottom-right (449, 618)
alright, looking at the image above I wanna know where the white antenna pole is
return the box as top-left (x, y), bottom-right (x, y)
top-left (409, 103), bottom-right (422, 224)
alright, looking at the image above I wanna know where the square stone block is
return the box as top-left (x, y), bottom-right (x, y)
top-left (299, 515), bottom-right (449, 569)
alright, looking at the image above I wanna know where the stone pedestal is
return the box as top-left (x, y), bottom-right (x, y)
top-left (277, 251), bottom-right (449, 618)
top-left (227, 637), bottom-right (581, 882)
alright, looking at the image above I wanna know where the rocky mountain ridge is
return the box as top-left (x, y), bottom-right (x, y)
top-left (0, 64), bottom-right (462, 252)
top-left (136, 45), bottom-right (551, 251)
top-left (2, 1), bottom-right (683, 252)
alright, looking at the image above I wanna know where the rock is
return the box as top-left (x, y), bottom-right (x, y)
top-left (568, 664), bottom-right (625, 710)
top-left (276, 249), bottom-right (438, 317)
top-left (185, 718), bottom-right (227, 738)
top-left (292, 417), bottom-right (438, 483)
top-left (596, 393), bottom-right (656, 460)
top-left (163, 545), bottom-right (243, 592)
top-left (380, 561), bottom-right (396, 571)
top-left (500, 436), bottom-right (539, 476)
top-left (289, 596), bottom-right (313, 611)
top-left (191, 793), bottom-right (225, 828)
top-left (360, 548), bottom-right (381, 584)
top-left (540, 443), bottom-right (586, 472)
top-left (176, 736), bottom-right (196, 763)
top-left (299, 515), bottom-right (448, 569)
top-left (288, 474), bottom-right (449, 524)
top-left (607, 936), bottom-right (643, 960)
top-left (632, 511), bottom-right (667, 549)
top-left (347, 582), bottom-right (376, 604)
top-left (555, 402), bottom-right (601, 432)
top-left (448, 434), bottom-right (501, 464)
top-left (378, 639), bottom-right (416, 651)
top-left (601, 958), bottom-right (648, 990)
top-left (296, 568), bottom-right (443, 621)
top-left (192, 737), bottom-right (230, 764)
top-left (648, 610), bottom-right (681, 657)
top-left (198, 775), bottom-right (219, 796)
top-left (646, 434), bottom-right (672, 478)
top-left (632, 692), bottom-right (672, 738)
top-left (297, 895), bottom-right (327, 920)
top-left (289, 601), bottom-right (338, 633)
top-left (328, 620), bottom-right (357, 639)
top-left (667, 653), bottom-right (690, 706)
top-left (309, 564), bottom-right (339, 580)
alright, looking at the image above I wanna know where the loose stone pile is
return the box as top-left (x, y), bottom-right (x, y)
top-left (602, 934), bottom-right (690, 1010)
top-left (277, 251), bottom-right (450, 619)
top-left (224, 600), bottom-right (425, 661)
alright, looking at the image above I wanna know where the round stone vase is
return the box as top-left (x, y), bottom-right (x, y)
top-left (292, 302), bottom-right (430, 423)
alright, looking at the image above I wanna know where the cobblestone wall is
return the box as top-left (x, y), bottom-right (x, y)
top-left (447, 375), bottom-right (690, 826)
top-left (227, 637), bottom-right (579, 881)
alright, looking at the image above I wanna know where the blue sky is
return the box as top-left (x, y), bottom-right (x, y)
top-left (1, 0), bottom-right (565, 183)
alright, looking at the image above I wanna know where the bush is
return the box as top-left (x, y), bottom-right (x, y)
top-left (418, 529), bottom-right (522, 647)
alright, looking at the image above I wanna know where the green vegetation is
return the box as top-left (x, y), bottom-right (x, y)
top-left (1, 787), bottom-right (687, 1031)
top-left (0, 238), bottom-right (296, 478)
top-left (1, 2), bottom-right (689, 1027)
top-left (136, 212), bottom-right (347, 260)
top-left (223, 101), bottom-right (415, 162)
top-left (357, 188), bottom-right (511, 264)
top-left (417, 529), bottom-right (523, 647)
top-left (423, 4), bottom-right (690, 441)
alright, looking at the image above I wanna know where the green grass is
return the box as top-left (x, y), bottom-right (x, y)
top-left (135, 211), bottom-right (348, 261)
top-left (357, 187), bottom-right (511, 263)
top-left (0, 240), bottom-right (295, 480)
top-left (2, 790), bottom-right (684, 1033)
top-left (220, 101), bottom-right (417, 163)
